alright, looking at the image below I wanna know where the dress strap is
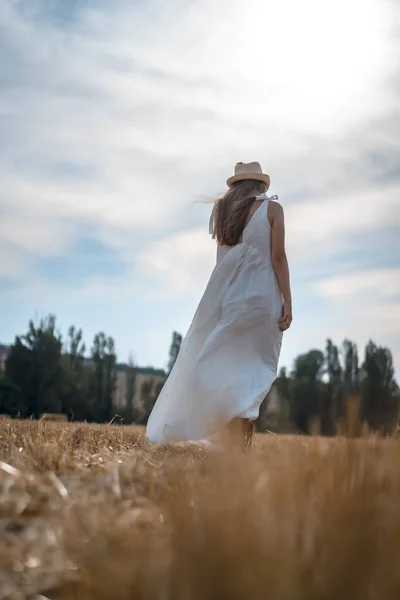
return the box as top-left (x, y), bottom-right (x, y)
top-left (255, 193), bottom-right (279, 201)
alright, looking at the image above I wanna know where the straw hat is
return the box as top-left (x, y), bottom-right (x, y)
top-left (227, 161), bottom-right (270, 190)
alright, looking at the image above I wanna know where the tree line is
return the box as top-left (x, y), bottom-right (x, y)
top-left (0, 316), bottom-right (398, 435)
top-left (0, 316), bottom-right (182, 424)
top-left (256, 338), bottom-right (400, 436)
top-left (0, 316), bottom-right (119, 422)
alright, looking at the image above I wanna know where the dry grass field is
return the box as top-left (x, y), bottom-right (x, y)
top-left (1, 420), bottom-right (400, 599)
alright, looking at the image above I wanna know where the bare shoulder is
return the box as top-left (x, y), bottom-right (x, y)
top-left (269, 199), bottom-right (284, 214)
top-left (267, 200), bottom-right (284, 225)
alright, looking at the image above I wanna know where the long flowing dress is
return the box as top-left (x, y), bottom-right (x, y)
top-left (146, 193), bottom-right (283, 442)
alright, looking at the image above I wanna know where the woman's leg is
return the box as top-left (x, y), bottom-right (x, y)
top-left (226, 418), bottom-right (255, 450)
top-left (244, 419), bottom-right (255, 450)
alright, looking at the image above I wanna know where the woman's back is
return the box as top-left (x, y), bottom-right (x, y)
top-left (216, 194), bottom-right (274, 265)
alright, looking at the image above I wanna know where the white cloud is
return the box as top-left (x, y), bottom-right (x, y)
top-left (138, 228), bottom-right (216, 295)
top-left (286, 182), bottom-right (400, 263)
top-left (312, 269), bottom-right (400, 342)
top-left (311, 269), bottom-right (400, 374)
top-left (0, 208), bottom-right (74, 257)
top-left (314, 269), bottom-right (400, 299)
top-left (0, 248), bottom-right (29, 279)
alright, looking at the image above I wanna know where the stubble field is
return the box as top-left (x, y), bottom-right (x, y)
top-left (1, 419), bottom-right (400, 600)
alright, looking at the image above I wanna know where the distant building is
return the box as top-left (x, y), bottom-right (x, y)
top-left (113, 364), bottom-right (166, 412)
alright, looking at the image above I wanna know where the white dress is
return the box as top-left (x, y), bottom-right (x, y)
top-left (146, 193), bottom-right (283, 442)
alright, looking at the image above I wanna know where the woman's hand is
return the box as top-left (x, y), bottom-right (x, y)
top-left (278, 301), bottom-right (292, 332)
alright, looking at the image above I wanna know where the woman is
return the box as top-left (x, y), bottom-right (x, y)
top-left (147, 161), bottom-right (292, 449)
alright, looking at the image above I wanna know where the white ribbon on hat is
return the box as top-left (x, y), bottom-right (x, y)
top-left (209, 193), bottom-right (279, 238)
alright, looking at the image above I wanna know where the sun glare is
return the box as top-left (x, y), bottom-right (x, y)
top-left (205, 0), bottom-right (394, 132)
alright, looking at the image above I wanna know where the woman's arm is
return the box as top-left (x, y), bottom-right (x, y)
top-left (269, 202), bottom-right (292, 332)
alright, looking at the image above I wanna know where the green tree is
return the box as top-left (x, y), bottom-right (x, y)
top-left (290, 350), bottom-right (325, 434)
top-left (275, 366), bottom-right (292, 430)
top-left (323, 339), bottom-right (342, 434)
top-left (362, 341), bottom-right (399, 433)
top-left (0, 378), bottom-right (21, 417)
top-left (61, 326), bottom-right (92, 421)
top-left (294, 350), bottom-right (325, 382)
top-left (2, 316), bottom-right (65, 418)
top-left (342, 339), bottom-right (360, 392)
top-left (0, 338), bottom-right (31, 417)
top-left (90, 333), bottom-right (117, 422)
top-left (64, 326), bottom-right (86, 369)
top-left (167, 331), bottom-right (182, 373)
top-left (104, 336), bottom-right (117, 419)
top-left (121, 355), bottom-right (136, 424)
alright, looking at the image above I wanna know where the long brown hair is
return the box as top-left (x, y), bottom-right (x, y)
top-left (213, 180), bottom-right (268, 246)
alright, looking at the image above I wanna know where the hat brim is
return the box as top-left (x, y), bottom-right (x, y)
top-left (226, 172), bottom-right (270, 190)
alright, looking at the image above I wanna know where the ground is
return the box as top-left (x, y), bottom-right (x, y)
top-left (1, 420), bottom-right (400, 599)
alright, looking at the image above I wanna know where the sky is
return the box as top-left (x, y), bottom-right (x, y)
top-left (0, 0), bottom-right (399, 375)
